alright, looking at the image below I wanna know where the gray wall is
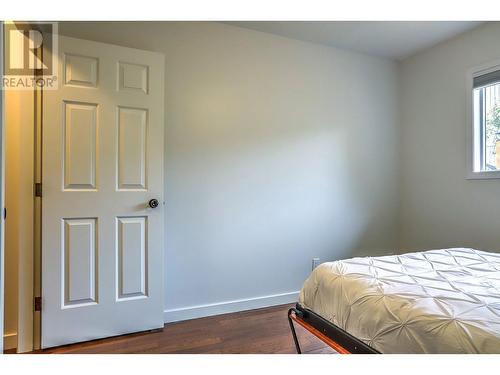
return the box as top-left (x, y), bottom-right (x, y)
top-left (59, 22), bottom-right (400, 317)
top-left (399, 22), bottom-right (500, 252)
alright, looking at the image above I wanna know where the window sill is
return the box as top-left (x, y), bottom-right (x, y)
top-left (466, 170), bottom-right (500, 180)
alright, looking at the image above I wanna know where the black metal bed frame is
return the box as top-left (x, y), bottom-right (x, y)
top-left (287, 303), bottom-right (380, 354)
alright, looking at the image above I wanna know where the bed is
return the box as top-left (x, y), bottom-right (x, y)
top-left (289, 248), bottom-right (500, 353)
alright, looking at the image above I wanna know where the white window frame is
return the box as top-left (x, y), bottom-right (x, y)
top-left (466, 59), bottom-right (500, 179)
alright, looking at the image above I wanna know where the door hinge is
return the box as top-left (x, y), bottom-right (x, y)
top-left (34, 296), bottom-right (42, 312)
top-left (34, 183), bottom-right (42, 197)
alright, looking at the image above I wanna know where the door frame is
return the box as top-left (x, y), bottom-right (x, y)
top-left (1, 22), bottom-right (49, 354)
top-left (2, 68), bottom-right (36, 355)
top-left (4, 79), bottom-right (36, 354)
top-left (2, 22), bottom-right (40, 353)
top-left (1, 19), bottom-right (5, 355)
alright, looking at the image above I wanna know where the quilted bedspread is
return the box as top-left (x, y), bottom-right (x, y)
top-left (299, 248), bottom-right (500, 353)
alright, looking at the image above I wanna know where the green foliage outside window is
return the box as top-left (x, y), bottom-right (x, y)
top-left (486, 103), bottom-right (500, 144)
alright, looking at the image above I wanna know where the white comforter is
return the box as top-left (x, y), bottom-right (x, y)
top-left (299, 248), bottom-right (500, 353)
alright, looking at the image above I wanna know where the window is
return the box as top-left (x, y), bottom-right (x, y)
top-left (468, 64), bottom-right (500, 178)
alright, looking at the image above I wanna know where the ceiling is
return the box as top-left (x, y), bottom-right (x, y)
top-left (223, 21), bottom-right (485, 61)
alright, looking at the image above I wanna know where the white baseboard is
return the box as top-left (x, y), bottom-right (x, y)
top-left (3, 332), bottom-right (17, 350)
top-left (164, 291), bottom-right (299, 323)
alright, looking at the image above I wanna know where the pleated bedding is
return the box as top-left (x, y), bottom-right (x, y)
top-left (299, 248), bottom-right (500, 353)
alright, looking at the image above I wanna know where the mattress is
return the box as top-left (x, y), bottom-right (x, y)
top-left (299, 248), bottom-right (500, 353)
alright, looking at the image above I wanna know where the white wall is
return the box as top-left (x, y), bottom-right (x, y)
top-left (59, 21), bottom-right (400, 320)
top-left (399, 22), bottom-right (500, 252)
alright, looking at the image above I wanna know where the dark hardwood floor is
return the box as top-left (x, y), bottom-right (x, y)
top-left (17, 304), bottom-right (335, 354)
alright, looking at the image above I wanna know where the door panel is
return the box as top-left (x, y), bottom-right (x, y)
top-left (63, 218), bottom-right (97, 307)
top-left (116, 216), bottom-right (147, 300)
top-left (63, 101), bottom-right (97, 190)
top-left (42, 36), bottom-right (164, 348)
top-left (117, 107), bottom-right (147, 190)
top-left (64, 54), bottom-right (99, 88)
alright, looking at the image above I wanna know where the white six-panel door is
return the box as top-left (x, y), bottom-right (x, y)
top-left (42, 36), bottom-right (164, 348)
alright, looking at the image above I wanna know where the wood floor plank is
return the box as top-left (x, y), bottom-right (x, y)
top-left (9, 304), bottom-right (335, 354)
